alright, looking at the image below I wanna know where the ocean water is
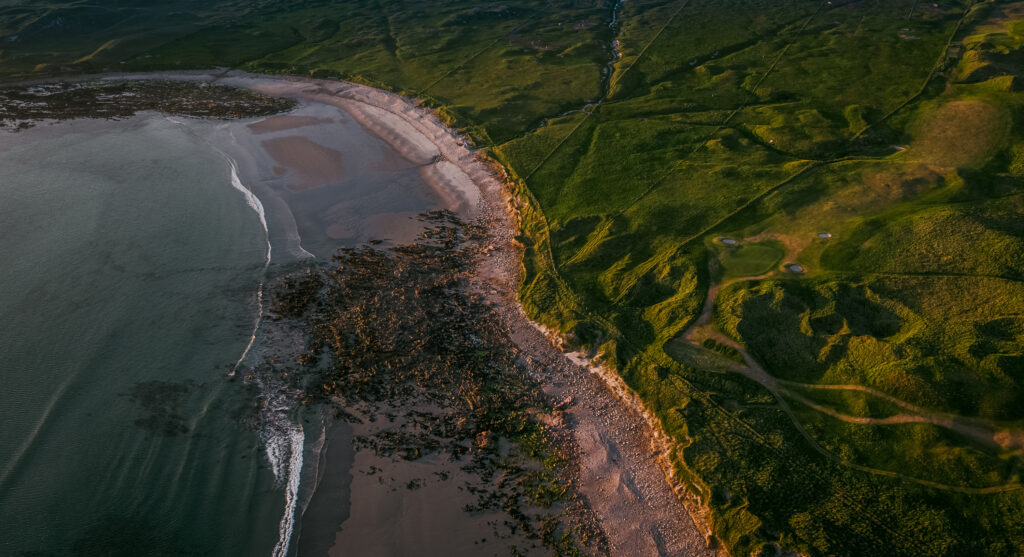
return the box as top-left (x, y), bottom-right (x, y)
top-left (0, 97), bottom-right (450, 556)
top-left (0, 116), bottom-right (283, 556)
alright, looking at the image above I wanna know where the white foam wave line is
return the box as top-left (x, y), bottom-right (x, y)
top-left (230, 281), bottom-right (264, 376)
top-left (160, 121), bottom-right (267, 376)
top-left (265, 421), bottom-right (304, 557)
top-left (223, 156), bottom-right (272, 377)
top-left (164, 115), bottom-right (308, 555)
top-left (227, 157), bottom-right (270, 245)
top-left (0, 372), bottom-right (76, 491)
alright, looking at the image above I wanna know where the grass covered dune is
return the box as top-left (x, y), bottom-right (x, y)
top-left (4, 0), bottom-right (1024, 554)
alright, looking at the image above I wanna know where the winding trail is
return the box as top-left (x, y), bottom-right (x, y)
top-left (671, 249), bottom-right (1024, 494)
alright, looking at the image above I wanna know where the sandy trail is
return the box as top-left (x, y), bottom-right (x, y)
top-left (672, 263), bottom-right (1024, 492)
top-left (678, 254), bottom-right (1023, 456)
top-left (665, 237), bottom-right (1024, 496)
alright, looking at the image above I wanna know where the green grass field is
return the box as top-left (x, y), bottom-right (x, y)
top-left (717, 240), bottom-right (786, 279)
top-left (4, 0), bottom-right (1024, 554)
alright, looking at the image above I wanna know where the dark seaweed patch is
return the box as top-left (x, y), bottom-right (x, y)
top-left (0, 80), bottom-right (294, 132)
top-left (124, 380), bottom-right (196, 437)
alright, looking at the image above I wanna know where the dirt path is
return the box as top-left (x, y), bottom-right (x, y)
top-left (681, 255), bottom-right (776, 341)
top-left (699, 328), bottom-right (1024, 493)
top-left (672, 249), bottom-right (1024, 494)
top-left (780, 387), bottom-right (1001, 443)
top-left (776, 380), bottom-right (1019, 429)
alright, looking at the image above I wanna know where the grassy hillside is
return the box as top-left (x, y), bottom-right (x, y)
top-left (4, 1), bottom-right (1024, 555)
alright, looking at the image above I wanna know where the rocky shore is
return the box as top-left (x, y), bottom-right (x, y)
top-left (0, 78), bottom-right (293, 131)
top-left (258, 211), bottom-right (608, 555)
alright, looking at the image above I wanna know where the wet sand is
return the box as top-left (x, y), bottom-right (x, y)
top-left (248, 114), bottom-right (334, 135)
top-left (296, 420), bottom-right (354, 557)
top-left (321, 411), bottom-right (541, 557)
top-left (215, 99), bottom-right (444, 259)
top-left (260, 136), bottom-right (345, 192)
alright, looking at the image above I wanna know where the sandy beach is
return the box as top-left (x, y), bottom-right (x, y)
top-left (8, 69), bottom-right (719, 556)
top-left (218, 69), bottom-right (719, 556)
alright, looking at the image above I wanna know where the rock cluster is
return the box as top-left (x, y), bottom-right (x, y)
top-left (0, 80), bottom-right (294, 131)
top-left (264, 211), bottom-right (607, 555)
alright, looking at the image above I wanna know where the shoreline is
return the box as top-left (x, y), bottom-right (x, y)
top-left (250, 70), bottom-right (720, 555)
top-left (3, 69), bottom-right (719, 555)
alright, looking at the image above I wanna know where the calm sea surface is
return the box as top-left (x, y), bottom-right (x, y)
top-left (0, 94), bottom-right (447, 556)
top-left (0, 116), bottom-right (282, 555)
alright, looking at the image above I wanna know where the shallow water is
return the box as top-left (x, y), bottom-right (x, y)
top-left (216, 101), bottom-right (445, 260)
top-left (0, 104), bottom-right (446, 555)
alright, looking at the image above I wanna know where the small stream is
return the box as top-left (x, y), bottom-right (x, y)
top-left (522, 0), bottom-right (627, 137)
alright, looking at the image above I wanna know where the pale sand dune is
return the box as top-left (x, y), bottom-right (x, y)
top-left (322, 97), bottom-right (440, 166)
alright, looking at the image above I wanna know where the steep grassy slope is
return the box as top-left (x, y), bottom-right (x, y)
top-left (3, 1), bottom-right (1024, 555)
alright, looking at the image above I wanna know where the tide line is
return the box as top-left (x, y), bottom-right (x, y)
top-left (222, 156), bottom-right (271, 377)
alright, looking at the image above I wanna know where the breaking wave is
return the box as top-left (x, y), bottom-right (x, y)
top-left (223, 156), bottom-right (271, 377)
top-left (264, 417), bottom-right (304, 557)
